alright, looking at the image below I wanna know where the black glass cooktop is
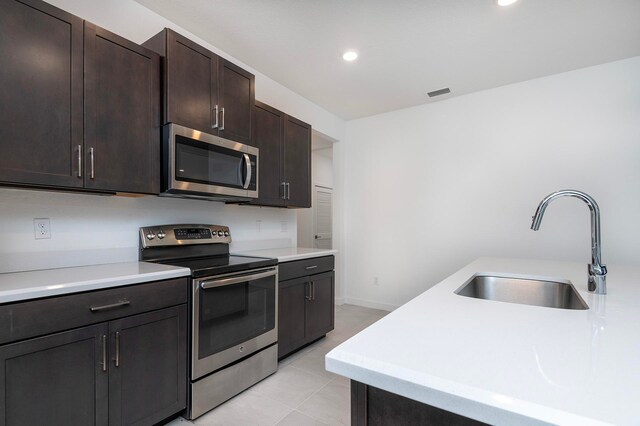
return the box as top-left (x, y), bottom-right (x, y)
top-left (161, 255), bottom-right (277, 278)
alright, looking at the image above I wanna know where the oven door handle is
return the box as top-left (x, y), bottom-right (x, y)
top-left (200, 268), bottom-right (277, 289)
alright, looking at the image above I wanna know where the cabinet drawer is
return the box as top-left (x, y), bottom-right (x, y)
top-left (0, 278), bottom-right (188, 345)
top-left (279, 256), bottom-right (334, 282)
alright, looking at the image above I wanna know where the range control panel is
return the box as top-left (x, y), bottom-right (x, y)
top-left (140, 224), bottom-right (231, 248)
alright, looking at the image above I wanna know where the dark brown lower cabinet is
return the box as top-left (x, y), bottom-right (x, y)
top-left (278, 270), bottom-right (335, 359)
top-left (0, 280), bottom-right (188, 426)
top-left (0, 323), bottom-right (109, 426)
top-left (108, 306), bottom-right (187, 426)
top-left (351, 381), bottom-right (487, 426)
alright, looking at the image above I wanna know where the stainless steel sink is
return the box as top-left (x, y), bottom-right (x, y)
top-left (455, 275), bottom-right (588, 310)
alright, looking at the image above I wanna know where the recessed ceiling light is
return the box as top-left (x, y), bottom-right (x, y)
top-left (342, 50), bottom-right (358, 62)
top-left (496, 0), bottom-right (519, 6)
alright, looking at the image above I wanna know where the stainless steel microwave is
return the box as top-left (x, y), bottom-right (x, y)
top-left (162, 124), bottom-right (258, 201)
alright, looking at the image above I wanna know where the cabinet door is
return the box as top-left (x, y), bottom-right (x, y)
top-left (108, 305), bottom-right (187, 426)
top-left (218, 59), bottom-right (254, 145)
top-left (0, 0), bottom-right (83, 188)
top-left (0, 323), bottom-right (109, 426)
top-left (278, 277), bottom-right (308, 358)
top-left (305, 271), bottom-right (335, 342)
top-left (283, 115), bottom-right (312, 208)
top-left (165, 29), bottom-right (218, 134)
top-left (251, 101), bottom-right (285, 207)
top-left (84, 23), bottom-right (160, 194)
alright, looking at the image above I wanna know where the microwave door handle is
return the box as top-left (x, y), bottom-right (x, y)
top-left (243, 154), bottom-right (251, 189)
top-left (200, 268), bottom-right (277, 289)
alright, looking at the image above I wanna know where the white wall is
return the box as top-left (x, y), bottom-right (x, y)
top-left (343, 56), bottom-right (640, 311)
top-left (0, 0), bottom-right (346, 274)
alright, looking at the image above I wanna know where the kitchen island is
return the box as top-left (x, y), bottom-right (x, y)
top-left (326, 257), bottom-right (640, 425)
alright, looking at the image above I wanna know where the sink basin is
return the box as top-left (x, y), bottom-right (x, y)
top-left (455, 275), bottom-right (588, 310)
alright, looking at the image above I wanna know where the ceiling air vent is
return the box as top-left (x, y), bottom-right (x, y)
top-left (427, 88), bottom-right (451, 98)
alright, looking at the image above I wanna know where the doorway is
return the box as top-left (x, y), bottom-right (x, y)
top-left (297, 132), bottom-right (334, 249)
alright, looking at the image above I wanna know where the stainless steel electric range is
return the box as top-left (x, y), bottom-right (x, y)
top-left (139, 224), bottom-right (278, 419)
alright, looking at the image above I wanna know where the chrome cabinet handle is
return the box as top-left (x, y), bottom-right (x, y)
top-left (77, 145), bottom-right (82, 177)
top-left (305, 282), bottom-right (311, 301)
top-left (89, 300), bottom-right (130, 312)
top-left (311, 281), bottom-right (315, 301)
top-left (212, 105), bottom-right (219, 129)
top-left (115, 331), bottom-right (120, 367)
top-left (201, 268), bottom-right (277, 289)
top-left (286, 182), bottom-right (291, 200)
top-left (89, 147), bottom-right (95, 179)
top-left (305, 265), bottom-right (318, 270)
top-left (281, 182), bottom-right (287, 200)
top-left (101, 335), bottom-right (107, 372)
top-left (243, 154), bottom-right (251, 189)
top-left (220, 107), bottom-right (225, 131)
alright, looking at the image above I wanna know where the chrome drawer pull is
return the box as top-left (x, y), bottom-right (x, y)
top-left (305, 265), bottom-right (318, 270)
top-left (89, 300), bottom-right (130, 312)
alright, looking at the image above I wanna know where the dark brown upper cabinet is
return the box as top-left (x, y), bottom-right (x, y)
top-left (250, 101), bottom-right (311, 208)
top-left (143, 29), bottom-right (255, 146)
top-left (0, 0), bottom-right (161, 195)
top-left (84, 22), bottom-right (160, 194)
top-left (0, 0), bottom-right (84, 188)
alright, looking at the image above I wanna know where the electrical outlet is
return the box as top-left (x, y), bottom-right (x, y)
top-left (373, 276), bottom-right (380, 286)
top-left (256, 220), bottom-right (262, 233)
top-left (34, 218), bottom-right (51, 240)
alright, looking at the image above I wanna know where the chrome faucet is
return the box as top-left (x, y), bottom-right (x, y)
top-left (531, 190), bottom-right (607, 294)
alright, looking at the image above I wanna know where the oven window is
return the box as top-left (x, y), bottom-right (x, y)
top-left (175, 135), bottom-right (245, 188)
top-left (198, 275), bottom-right (275, 359)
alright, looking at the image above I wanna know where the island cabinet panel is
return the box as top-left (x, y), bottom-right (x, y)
top-left (278, 257), bottom-right (335, 359)
top-left (84, 22), bottom-right (160, 194)
top-left (143, 29), bottom-right (255, 146)
top-left (0, 277), bottom-right (189, 426)
top-left (108, 306), bottom-right (187, 426)
top-left (0, 0), bottom-right (84, 188)
top-left (351, 381), bottom-right (487, 426)
top-left (249, 101), bottom-right (311, 208)
top-left (0, 323), bottom-right (109, 426)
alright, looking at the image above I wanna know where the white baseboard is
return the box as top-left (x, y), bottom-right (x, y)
top-left (335, 297), bottom-right (346, 306)
top-left (343, 297), bottom-right (399, 312)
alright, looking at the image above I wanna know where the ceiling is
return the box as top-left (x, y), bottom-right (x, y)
top-left (136, 0), bottom-right (640, 120)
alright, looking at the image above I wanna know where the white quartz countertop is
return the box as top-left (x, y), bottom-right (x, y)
top-left (0, 262), bottom-right (191, 304)
top-left (326, 257), bottom-right (640, 426)
top-left (233, 247), bottom-right (337, 262)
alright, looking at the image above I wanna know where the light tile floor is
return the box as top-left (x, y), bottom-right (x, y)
top-left (167, 304), bottom-right (388, 426)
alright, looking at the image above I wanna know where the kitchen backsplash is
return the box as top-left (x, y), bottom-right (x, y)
top-left (0, 188), bottom-right (296, 273)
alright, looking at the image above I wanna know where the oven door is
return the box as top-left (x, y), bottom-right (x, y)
top-left (192, 267), bottom-right (277, 379)
top-left (164, 123), bottom-right (258, 199)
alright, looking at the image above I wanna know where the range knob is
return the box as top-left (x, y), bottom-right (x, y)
top-left (157, 230), bottom-right (166, 239)
top-left (224, 231), bottom-right (230, 237)
top-left (217, 230), bottom-right (224, 237)
top-left (146, 232), bottom-right (155, 240)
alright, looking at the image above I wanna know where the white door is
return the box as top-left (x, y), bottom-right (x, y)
top-left (314, 186), bottom-right (332, 249)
